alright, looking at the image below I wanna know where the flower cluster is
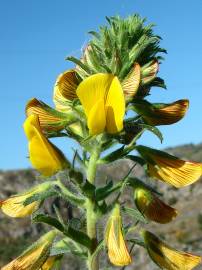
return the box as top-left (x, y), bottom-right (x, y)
top-left (1, 14), bottom-right (202, 270)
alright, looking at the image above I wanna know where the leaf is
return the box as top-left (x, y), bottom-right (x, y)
top-left (99, 145), bottom-right (136, 164)
top-left (95, 181), bottom-right (121, 201)
top-left (125, 155), bottom-right (146, 166)
top-left (81, 180), bottom-right (96, 198)
top-left (64, 226), bottom-right (92, 249)
top-left (66, 56), bottom-right (91, 75)
top-left (33, 214), bottom-right (92, 249)
top-left (139, 123), bottom-right (163, 143)
top-left (33, 214), bottom-right (64, 231)
top-left (129, 238), bottom-right (146, 247)
top-left (50, 239), bottom-right (87, 258)
top-left (122, 206), bottom-right (148, 224)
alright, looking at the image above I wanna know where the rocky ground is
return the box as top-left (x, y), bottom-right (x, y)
top-left (0, 143), bottom-right (202, 269)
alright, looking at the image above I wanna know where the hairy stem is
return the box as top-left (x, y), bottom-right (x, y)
top-left (86, 145), bottom-right (101, 270)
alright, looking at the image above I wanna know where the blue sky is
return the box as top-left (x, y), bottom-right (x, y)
top-left (0, 0), bottom-right (202, 169)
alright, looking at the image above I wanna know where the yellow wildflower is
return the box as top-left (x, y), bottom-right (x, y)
top-left (105, 204), bottom-right (132, 266)
top-left (76, 73), bottom-right (125, 135)
top-left (2, 231), bottom-right (57, 270)
top-left (142, 230), bottom-right (201, 270)
top-left (136, 145), bottom-right (202, 188)
top-left (134, 186), bottom-right (177, 224)
top-left (24, 114), bottom-right (69, 176)
top-left (0, 182), bottom-right (51, 218)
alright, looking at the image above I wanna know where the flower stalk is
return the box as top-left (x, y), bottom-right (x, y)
top-left (86, 144), bottom-right (102, 270)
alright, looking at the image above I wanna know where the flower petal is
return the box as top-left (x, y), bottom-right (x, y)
top-left (122, 63), bottom-right (141, 98)
top-left (137, 145), bottom-right (202, 188)
top-left (105, 204), bottom-right (132, 266)
top-left (26, 98), bottom-right (69, 132)
top-left (134, 187), bottom-right (177, 224)
top-left (53, 70), bottom-right (79, 112)
top-left (133, 99), bottom-right (189, 126)
top-left (142, 230), bottom-right (201, 270)
top-left (88, 99), bottom-right (106, 135)
top-left (24, 115), bottom-right (69, 176)
top-left (2, 231), bottom-right (57, 270)
top-left (105, 76), bottom-right (125, 134)
top-left (0, 182), bottom-right (51, 218)
top-left (76, 73), bottom-right (114, 117)
top-left (0, 195), bottom-right (39, 218)
top-left (76, 73), bottom-right (125, 134)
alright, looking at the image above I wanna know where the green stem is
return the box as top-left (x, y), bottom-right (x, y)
top-left (56, 178), bottom-right (85, 206)
top-left (86, 146), bottom-right (101, 270)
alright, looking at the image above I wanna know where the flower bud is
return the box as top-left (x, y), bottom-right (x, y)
top-left (105, 204), bottom-right (132, 266)
top-left (142, 230), bottom-right (201, 270)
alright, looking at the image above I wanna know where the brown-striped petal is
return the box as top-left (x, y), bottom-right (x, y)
top-left (142, 230), bottom-right (201, 270)
top-left (136, 145), bottom-right (202, 188)
top-left (2, 231), bottom-right (57, 270)
top-left (134, 186), bottom-right (177, 223)
top-left (53, 70), bottom-right (79, 112)
top-left (122, 63), bottom-right (141, 98)
top-left (105, 204), bottom-right (132, 266)
top-left (26, 98), bottom-right (70, 132)
top-left (133, 99), bottom-right (189, 126)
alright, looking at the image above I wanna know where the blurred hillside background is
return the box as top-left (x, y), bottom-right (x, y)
top-left (1, 0), bottom-right (202, 269)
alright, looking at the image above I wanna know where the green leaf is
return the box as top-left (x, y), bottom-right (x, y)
top-left (122, 206), bottom-right (148, 224)
top-left (81, 180), bottom-right (96, 198)
top-left (99, 145), bottom-right (136, 164)
top-left (66, 56), bottom-right (92, 75)
top-left (33, 214), bottom-right (64, 231)
top-left (64, 226), bottom-right (92, 249)
top-left (125, 155), bottom-right (146, 166)
top-left (139, 123), bottom-right (163, 143)
top-left (50, 239), bottom-right (87, 258)
top-left (129, 238), bottom-right (146, 247)
top-left (95, 181), bottom-right (121, 201)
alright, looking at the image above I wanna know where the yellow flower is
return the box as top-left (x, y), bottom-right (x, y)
top-left (53, 69), bottom-right (79, 112)
top-left (142, 230), bottom-right (201, 270)
top-left (76, 73), bottom-right (125, 135)
top-left (133, 99), bottom-right (189, 126)
top-left (2, 231), bottom-right (57, 270)
top-left (24, 114), bottom-right (69, 176)
top-left (136, 145), bottom-right (202, 188)
top-left (122, 63), bottom-right (141, 99)
top-left (105, 204), bottom-right (132, 266)
top-left (26, 98), bottom-right (71, 132)
top-left (0, 182), bottom-right (52, 218)
top-left (134, 186), bottom-right (177, 224)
